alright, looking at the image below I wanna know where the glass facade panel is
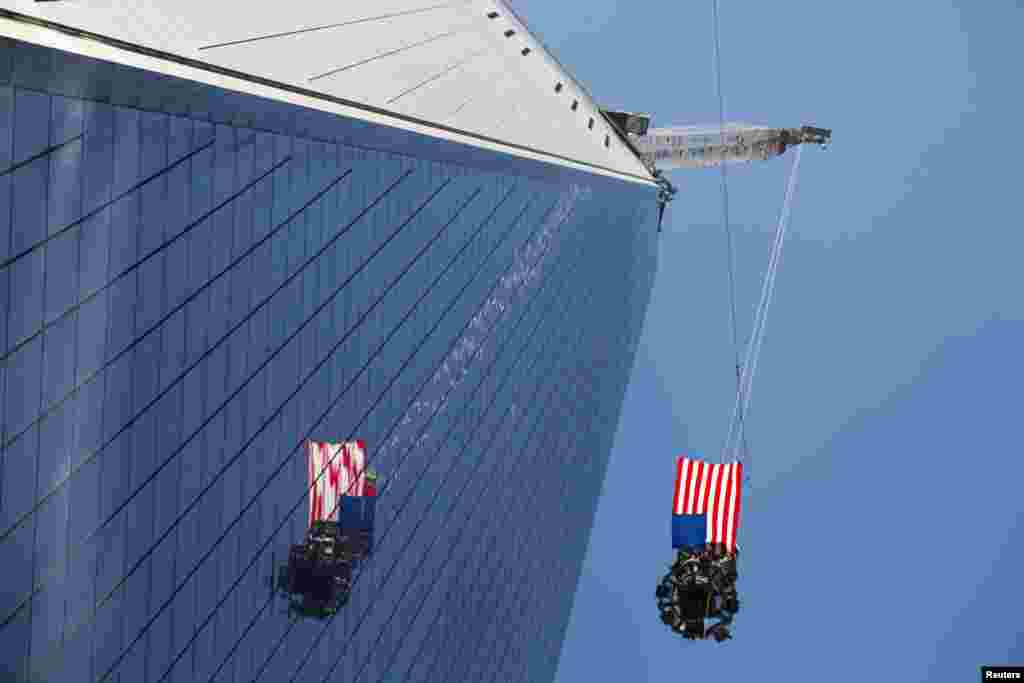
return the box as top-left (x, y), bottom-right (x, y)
top-left (0, 39), bottom-right (658, 683)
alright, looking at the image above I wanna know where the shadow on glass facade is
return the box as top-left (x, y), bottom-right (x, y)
top-left (0, 37), bottom-right (658, 683)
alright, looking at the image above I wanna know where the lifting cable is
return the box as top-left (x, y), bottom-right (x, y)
top-left (711, 0), bottom-right (751, 465)
top-left (723, 144), bottom-right (804, 466)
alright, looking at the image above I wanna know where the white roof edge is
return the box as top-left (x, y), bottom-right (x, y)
top-left (0, 9), bottom-right (657, 187)
top-left (493, 2), bottom-right (606, 128)
top-left (491, 1), bottom-right (656, 173)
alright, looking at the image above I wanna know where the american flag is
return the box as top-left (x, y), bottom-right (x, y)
top-left (307, 440), bottom-right (372, 526)
top-left (672, 457), bottom-right (743, 552)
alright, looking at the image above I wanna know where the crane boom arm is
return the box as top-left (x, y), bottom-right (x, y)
top-left (632, 123), bottom-right (830, 171)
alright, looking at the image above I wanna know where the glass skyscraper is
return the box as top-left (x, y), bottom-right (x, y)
top-left (0, 4), bottom-right (659, 681)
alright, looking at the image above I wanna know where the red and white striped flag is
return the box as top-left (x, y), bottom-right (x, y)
top-left (672, 457), bottom-right (743, 551)
top-left (308, 440), bottom-right (369, 526)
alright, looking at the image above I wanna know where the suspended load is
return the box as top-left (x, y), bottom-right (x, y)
top-left (276, 440), bottom-right (378, 620)
top-left (632, 122), bottom-right (831, 171)
top-left (657, 456), bottom-right (743, 641)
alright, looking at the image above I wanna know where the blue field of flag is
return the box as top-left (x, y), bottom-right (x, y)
top-left (672, 513), bottom-right (708, 549)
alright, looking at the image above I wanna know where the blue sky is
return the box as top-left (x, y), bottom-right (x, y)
top-left (502, 0), bottom-right (1024, 680)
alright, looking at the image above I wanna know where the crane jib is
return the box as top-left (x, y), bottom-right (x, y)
top-left (630, 123), bottom-right (830, 171)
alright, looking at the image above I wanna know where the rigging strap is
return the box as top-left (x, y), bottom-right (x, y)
top-left (722, 144), bottom-right (804, 467)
